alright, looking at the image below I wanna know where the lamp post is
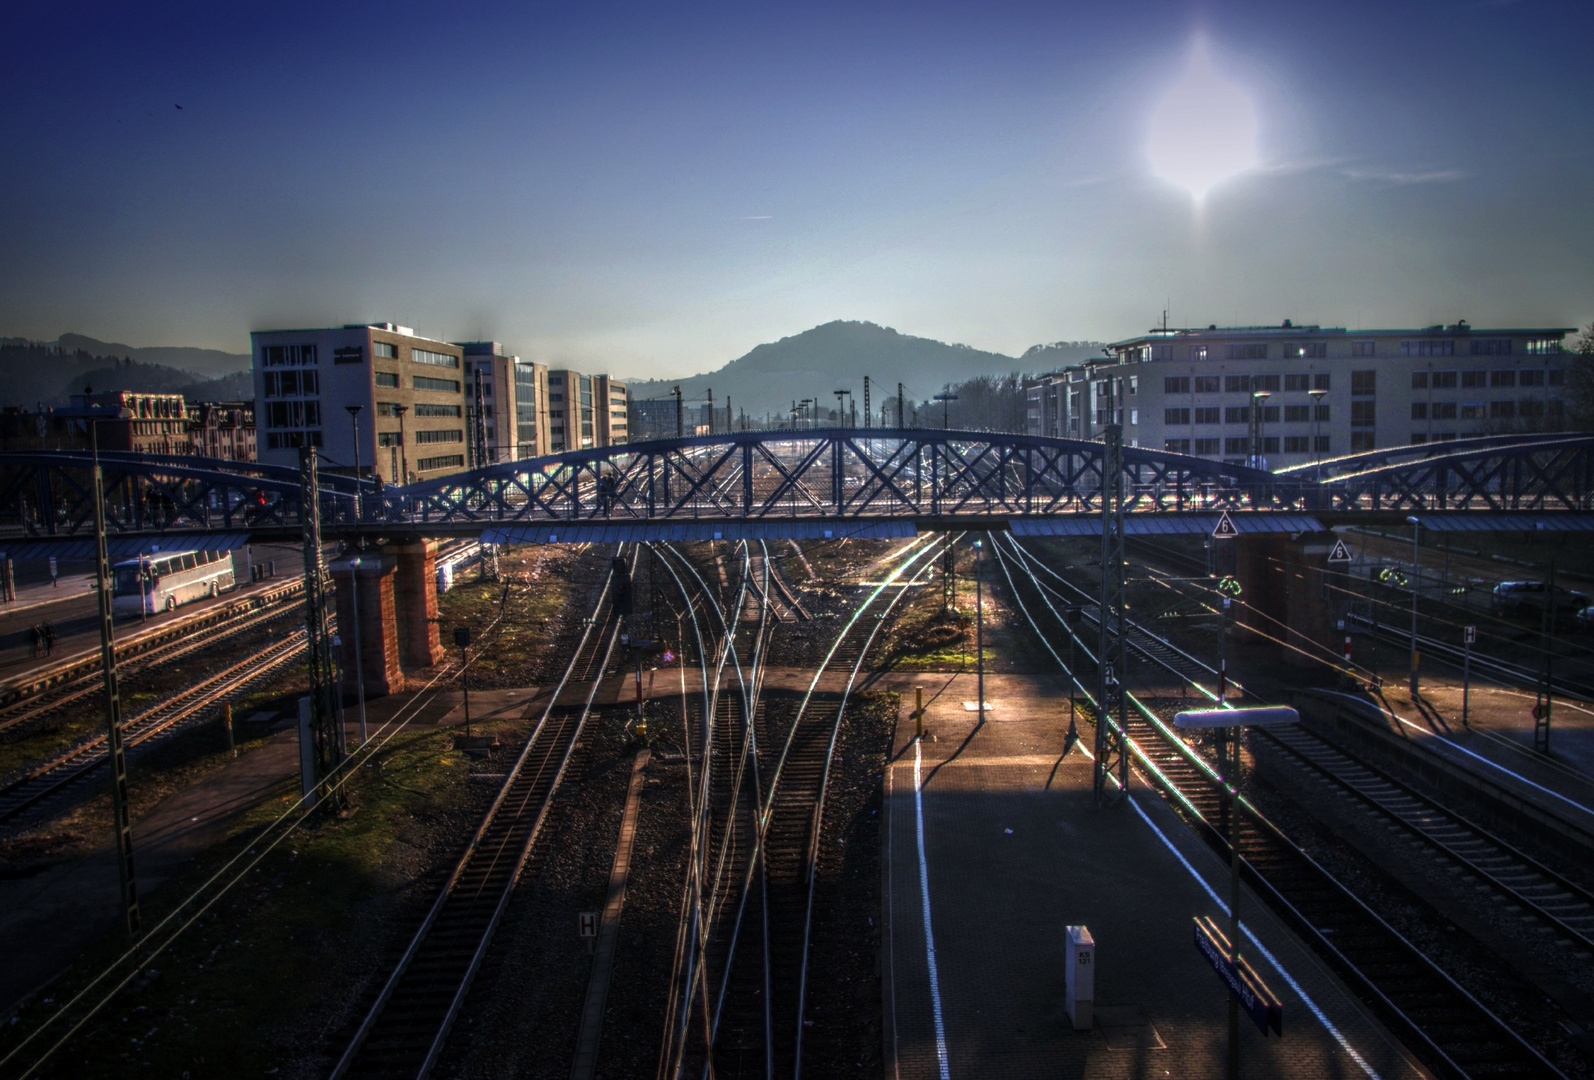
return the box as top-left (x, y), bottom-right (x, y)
top-left (1407, 515), bottom-right (1421, 697)
top-left (973, 537), bottom-right (985, 715)
top-left (393, 404), bottom-right (410, 483)
top-left (347, 553), bottom-right (369, 745)
top-left (834, 389), bottom-right (848, 428)
top-left (1250, 390), bottom-right (1272, 471)
top-left (1175, 705), bottom-right (1300, 1080)
top-left (934, 390), bottom-right (958, 429)
top-left (1307, 388), bottom-right (1328, 471)
top-left (345, 404), bottom-right (363, 520)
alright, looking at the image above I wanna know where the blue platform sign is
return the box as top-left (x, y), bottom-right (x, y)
top-left (1194, 917), bottom-right (1283, 1036)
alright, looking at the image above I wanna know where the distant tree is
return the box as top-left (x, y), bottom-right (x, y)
top-left (1566, 322), bottom-right (1594, 431)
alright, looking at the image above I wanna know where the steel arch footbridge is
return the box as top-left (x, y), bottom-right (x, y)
top-left (3, 428), bottom-right (1593, 548)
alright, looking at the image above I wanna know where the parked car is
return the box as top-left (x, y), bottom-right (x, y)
top-left (1491, 580), bottom-right (1590, 620)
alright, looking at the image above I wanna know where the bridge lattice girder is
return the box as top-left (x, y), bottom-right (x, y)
top-left (0, 429), bottom-right (1591, 539)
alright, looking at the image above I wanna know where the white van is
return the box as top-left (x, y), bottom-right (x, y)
top-left (112, 550), bottom-right (236, 616)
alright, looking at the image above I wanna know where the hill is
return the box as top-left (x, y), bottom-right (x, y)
top-left (625, 321), bottom-right (1103, 420)
top-left (0, 337), bottom-right (251, 408)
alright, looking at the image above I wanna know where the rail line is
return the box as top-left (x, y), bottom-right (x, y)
top-left (331, 546), bottom-right (626, 1080)
top-left (0, 579), bottom-right (305, 736)
top-left (0, 630), bottom-right (306, 828)
top-left (992, 533), bottom-right (1566, 1080)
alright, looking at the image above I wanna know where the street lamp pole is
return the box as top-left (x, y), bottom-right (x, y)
top-left (393, 404), bottom-right (409, 483)
top-left (1250, 390), bottom-right (1272, 471)
top-left (973, 538), bottom-right (985, 715)
top-left (1307, 388), bottom-right (1328, 472)
top-left (348, 554), bottom-right (369, 744)
top-left (1407, 515), bottom-right (1421, 697)
top-left (345, 404), bottom-right (363, 520)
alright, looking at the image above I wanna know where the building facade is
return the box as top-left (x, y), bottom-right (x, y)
top-left (546, 370), bottom-right (629, 452)
top-left (457, 342), bottom-right (554, 463)
top-left (1025, 322), bottom-right (1572, 468)
top-left (252, 323), bottom-right (467, 482)
top-left (63, 391), bottom-right (194, 455)
top-left (187, 401), bottom-right (257, 461)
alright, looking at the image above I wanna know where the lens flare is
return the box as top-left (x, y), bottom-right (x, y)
top-left (1148, 40), bottom-right (1259, 201)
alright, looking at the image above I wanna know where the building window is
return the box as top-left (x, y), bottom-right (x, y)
top-left (265, 431), bottom-right (322, 449)
top-left (1261, 436), bottom-right (1279, 453)
top-left (1432, 401), bottom-right (1457, 419)
top-left (1194, 375), bottom-right (1220, 393)
top-left (1284, 373), bottom-right (1312, 392)
top-left (1351, 432), bottom-right (1376, 451)
top-left (373, 342), bottom-right (397, 358)
top-left (1151, 346), bottom-right (1173, 362)
top-left (1283, 435), bottom-right (1310, 453)
top-left (1460, 402), bottom-right (1486, 420)
top-left (1259, 405), bottom-right (1279, 423)
top-left (1519, 369), bottom-right (1545, 387)
top-left (1225, 344), bottom-right (1267, 359)
top-left (1129, 409), bottom-right (1139, 425)
top-left (1432, 371), bottom-right (1458, 389)
top-left (414, 375), bottom-right (461, 393)
top-left (411, 348), bottom-right (459, 368)
top-left (1283, 405), bottom-right (1310, 422)
top-left (1224, 375), bottom-right (1249, 393)
top-left (1352, 341), bottom-right (1375, 358)
top-left (261, 344), bottom-right (317, 367)
top-left (1314, 404), bottom-right (1330, 422)
top-left (1411, 371), bottom-right (1428, 389)
top-left (415, 428), bottom-right (464, 443)
top-left (1350, 400), bottom-right (1376, 426)
top-left (1195, 437), bottom-right (1220, 455)
top-left (1252, 374), bottom-right (1280, 392)
top-left (1194, 407), bottom-right (1221, 424)
top-left (1526, 338), bottom-right (1561, 355)
top-left (263, 370), bottom-right (318, 397)
top-left (1401, 339), bottom-right (1455, 357)
top-left (1164, 407), bottom-right (1191, 425)
top-left (1290, 343), bottom-right (1327, 358)
top-left (265, 401), bottom-right (321, 428)
top-left (1224, 406), bottom-right (1250, 425)
top-left (1350, 370), bottom-right (1376, 395)
top-left (1471, 338), bottom-right (1511, 356)
top-left (414, 403), bottom-right (463, 417)
top-left (1461, 370), bottom-right (1487, 388)
top-left (1313, 373), bottom-right (1330, 391)
top-left (416, 454), bottom-right (465, 471)
top-left (1164, 376), bottom-right (1191, 394)
top-left (1411, 433), bottom-right (1428, 444)
top-left (1223, 437), bottom-right (1249, 455)
top-left (1129, 377), bottom-right (1139, 395)
top-left (1489, 401), bottom-right (1516, 419)
top-left (1165, 438), bottom-right (1191, 453)
top-left (1411, 402), bottom-right (1427, 420)
top-left (376, 371), bottom-right (399, 388)
top-left (1314, 435), bottom-right (1331, 452)
top-left (1490, 370), bottom-right (1516, 388)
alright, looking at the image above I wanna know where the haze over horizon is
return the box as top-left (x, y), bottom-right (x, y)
top-left (2, 1), bottom-right (1590, 379)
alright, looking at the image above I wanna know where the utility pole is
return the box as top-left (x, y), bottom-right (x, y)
top-left (834, 389), bottom-right (847, 428)
top-left (394, 404), bottom-right (409, 484)
top-left (673, 386), bottom-right (683, 438)
top-left (898, 382), bottom-right (905, 429)
top-left (1407, 515), bottom-right (1421, 697)
top-left (863, 376), bottom-right (871, 429)
top-left (1535, 549), bottom-right (1558, 753)
top-left (472, 366), bottom-right (489, 467)
top-left (299, 447), bottom-right (344, 807)
top-left (91, 418), bottom-right (139, 938)
top-left (345, 405), bottom-right (364, 521)
top-left (1094, 380), bottom-right (1129, 806)
top-left (974, 537), bottom-right (985, 715)
top-left (706, 388), bottom-right (713, 435)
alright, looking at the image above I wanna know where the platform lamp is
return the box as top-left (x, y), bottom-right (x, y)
top-left (1249, 390), bottom-right (1272, 471)
top-left (1174, 705), bottom-right (1299, 1080)
top-left (1406, 515), bottom-right (1421, 697)
top-left (347, 552), bottom-right (368, 745)
top-left (345, 404), bottom-right (363, 520)
top-left (973, 537), bottom-right (985, 716)
top-left (1307, 388), bottom-right (1328, 472)
top-left (393, 404), bottom-right (410, 484)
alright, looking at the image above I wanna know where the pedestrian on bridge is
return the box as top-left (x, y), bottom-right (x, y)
top-left (42, 621), bottom-right (54, 657)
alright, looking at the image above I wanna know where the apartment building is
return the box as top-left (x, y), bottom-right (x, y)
top-left (252, 323), bottom-right (467, 482)
top-left (546, 369), bottom-right (629, 452)
top-left (1026, 321), bottom-right (1573, 467)
top-left (188, 401), bottom-right (257, 461)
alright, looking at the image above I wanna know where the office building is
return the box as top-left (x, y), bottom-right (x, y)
top-left (1026, 321), bottom-right (1573, 467)
top-left (252, 323), bottom-right (467, 482)
top-left (457, 342), bottom-right (553, 462)
top-left (546, 369), bottom-right (629, 452)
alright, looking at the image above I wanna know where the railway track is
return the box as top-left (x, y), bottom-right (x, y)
top-left (0, 629), bottom-right (307, 828)
top-left (331, 547), bottom-right (625, 1080)
top-left (993, 534), bottom-right (1567, 1080)
top-left (660, 535), bottom-right (940, 1079)
top-left (0, 579), bottom-right (304, 736)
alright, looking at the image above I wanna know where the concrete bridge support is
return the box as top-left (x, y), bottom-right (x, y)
top-left (1233, 532), bottom-right (1341, 670)
top-left (330, 553), bottom-right (403, 697)
top-left (391, 539), bottom-right (445, 669)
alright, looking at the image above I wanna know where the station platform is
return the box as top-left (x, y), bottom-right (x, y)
top-left (881, 671), bottom-right (1429, 1080)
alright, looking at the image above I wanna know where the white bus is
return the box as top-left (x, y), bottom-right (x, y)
top-left (112, 550), bottom-right (236, 616)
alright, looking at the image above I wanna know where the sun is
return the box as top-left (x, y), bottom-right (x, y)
top-left (1147, 39), bottom-right (1259, 201)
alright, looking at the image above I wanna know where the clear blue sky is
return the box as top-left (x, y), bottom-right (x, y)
top-left (2, 0), bottom-right (1590, 377)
